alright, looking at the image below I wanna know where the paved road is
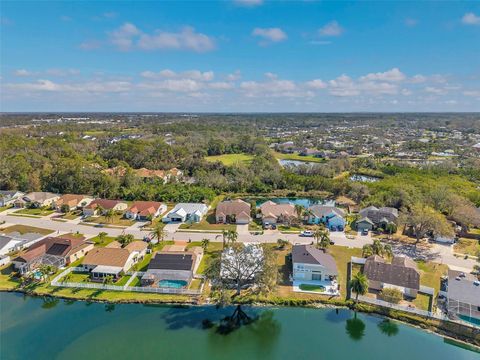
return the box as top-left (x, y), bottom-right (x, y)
top-left (0, 212), bottom-right (475, 271)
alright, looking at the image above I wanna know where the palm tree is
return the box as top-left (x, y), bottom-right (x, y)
top-left (349, 272), bottom-right (369, 302)
top-left (226, 230), bottom-right (238, 245)
top-left (117, 234), bottom-right (134, 247)
top-left (95, 204), bottom-right (104, 216)
top-left (217, 229), bottom-right (229, 249)
top-left (97, 231), bottom-right (108, 245)
top-left (314, 226), bottom-right (330, 250)
top-left (104, 208), bottom-right (115, 223)
top-left (294, 204), bottom-right (305, 221)
top-left (150, 223), bottom-right (167, 243)
top-left (201, 238), bottom-right (210, 251)
top-left (362, 239), bottom-right (393, 258)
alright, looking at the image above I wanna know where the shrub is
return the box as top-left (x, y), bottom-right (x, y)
top-left (379, 288), bottom-right (403, 304)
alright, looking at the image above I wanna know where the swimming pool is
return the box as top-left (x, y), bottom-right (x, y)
top-left (458, 315), bottom-right (480, 327)
top-left (158, 280), bottom-right (188, 288)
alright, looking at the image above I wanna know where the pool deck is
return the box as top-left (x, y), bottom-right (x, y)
top-left (293, 280), bottom-right (340, 296)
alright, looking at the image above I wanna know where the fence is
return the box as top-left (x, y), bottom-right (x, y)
top-left (51, 267), bottom-right (202, 295)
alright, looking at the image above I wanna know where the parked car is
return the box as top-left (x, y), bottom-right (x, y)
top-left (361, 229), bottom-right (369, 236)
top-left (300, 230), bottom-right (314, 237)
top-left (337, 225), bottom-right (344, 231)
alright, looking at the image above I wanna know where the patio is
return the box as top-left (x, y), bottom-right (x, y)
top-left (293, 279), bottom-right (340, 296)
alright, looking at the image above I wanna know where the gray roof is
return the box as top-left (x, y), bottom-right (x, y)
top-left (0, 236), bottom-right (14, 250)
top-left (447, 270), bottom-right (480, 307)
top-left (364, 255), bottom-right (420, 290)
top-left (167, 203), bottom-right (207, 216)
top-left (308, 205), bottom-right (345, 219)
top-left (292, 245), bottom-right (338, 274)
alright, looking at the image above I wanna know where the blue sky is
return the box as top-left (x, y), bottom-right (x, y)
top-left (1, 1), bottom-right (479, 112)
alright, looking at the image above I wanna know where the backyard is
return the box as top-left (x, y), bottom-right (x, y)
top-left (453, 238), bottom-right (480, 257)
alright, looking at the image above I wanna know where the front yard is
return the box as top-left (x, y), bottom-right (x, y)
top-left (89, 235), bottom-right (117, 247)
top-left (84, 214), bottom-right (135, 227)
top-left (14, 208), bottom-right (55, 216)
top-left (453, 238), bottom-right (480, 257)
top-left (0, 224), bottom-right (54, 236)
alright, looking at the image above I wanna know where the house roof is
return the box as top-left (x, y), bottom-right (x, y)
top-left (82, 247), bottom-right (131, 267)
top-left (148, 252), bottom-right (195, 271)
top-left (84, 199), bottom-right (126, 210)
top-left (364, 255), bottom-right (420, 290)
top-left (24, 192), bottom-right (59, 202)
top-left (292, 245), bottom-right (338, 274)
top-left (0, 236), bottom-right (14, 251)
top-left (308, 205), bottom-right (345, 219)
top-left (216, 199), bottom-right (251, 219)
top-left (56, 194), bottom-right (88, 208)
top-left (260, 201), bottom-right (295, 219)
top-left (13, 236), bottom-right (89, 263)
top-left (127, 201), bottom-right (163, 216)
top-left (125, 241), bottom-right (148, 253)
top-left (447, 270), bottom-right (480, 307)
top-left (357, 217), bottom-right (375, 225)
top-left (166, 203), bottom-right (207, 217)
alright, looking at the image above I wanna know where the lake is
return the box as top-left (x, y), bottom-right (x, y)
top-left (1, 293), bottom-right (478, 360)
top-left (349, 174), bottom-right (381, 183)
top-left (278, 159), bottom-right (319, 167)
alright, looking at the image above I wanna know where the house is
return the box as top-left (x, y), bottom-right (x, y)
top-left (292, 245), bottom-right (338, 282)
top-left (162, 203), bottom-right (208, 223)
top-left (82, 241), bottom-right (147, 281)
top-left (21, 192), bottom-right (60, 208)
top-left (363, 255), bottom-right (420, 298)
top-left (0, 191), bottom-right (24, 207)
top-left (259, 201), bottom-right (296, 225)
top-left (141, 248), bottom-right (202, 287)
top-left (307, 205), bottom-right (346, 230)
top-left (125, 201), bottom-right (167, 221)
top-left (0, 235), bottom-right (25, 256)
top-left (357, 206), bottom-right (399, 231)
top-left (54, 194), bottom-right (94, 212)
top-left (83, 199), bottom-right (128, 217)
top-left (12, 236), bottom-right (94, 274)
top-left (216, 199), bottom-right (251, 224)
top-left (445, 270), bottom-right (480, 321)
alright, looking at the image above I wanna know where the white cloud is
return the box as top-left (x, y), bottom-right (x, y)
top-left (318, 21), bottom-right (344, 37)
top-left (140, 69), bottom-right (214, 81)
top-left (252, 27), bottom-right (287, 43)
top-left (424, 86), bottom-right (447, 95)
top-left (360, 68), bottom-right (406, 82)
top-left (60, 15), bottom-right (72, 22)
top-left (79, 40), bottom-right (102, 50)
top-left (109, 22), bottom-right (141, 51)
top-left (305, 79), bottom-right (327, 89)
top-left (401, 89), bottom-right (412, 96)
top-left (138, 26), bottom-right (215, 52)
top-left (14, 69), bottom-right (32, 77)
top-left (409, 74), bottom-right (427, 83)
top-left (208, 82), bottom-right (234, 90)
top-left (463, 90), bottom-right (480, 97)
top-left (461, 12), bottom-right (480, 25)
top-left (226, 70), bottom-right (241, 81)
top-left (234, 0), bottom-right (263, 7)
top-left (5, 79), bottom-right (131, 93)
top-left (328, 74), bottom-right (399, 97)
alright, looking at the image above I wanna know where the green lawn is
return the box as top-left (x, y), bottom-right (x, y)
top-left (0, 224), bottom-right (53, 235)
top-left (135, 254), bottom-right (153, 271)
top-left (205, 153), bottom-right (254, 166)
top-left (328, 245), bottom-right (363, 299)
top-left (84, 214), bottom-right (134, 227)
top-left (89, 235), bottom-right (116, 247)
top-left (61, 211), bottom-right (82, 220)
top-left (189, 279), bottom-right (203, 290)
top-left (64, 272), bottom-right (91, 283)
top-left (187, 241), bottom-right (223, 275)
top-left (0, 205), bottom-right (12, 213)
top-left (413, 260), bottom-right (448, 310)
top-left (299, 284), bottom-right (326, 292)
top-left (178, 222), bottom-right (236, 231)
top-left (15, 208), bottom-right (55, 216)
top-left (272, 151), bottom-right (326, 163)
top-left (278, 225), bottom-right (303, 233)
top-left (115, 276), bottom-right (131, 286)
top-left (453, 238), bottom-right (480, 257)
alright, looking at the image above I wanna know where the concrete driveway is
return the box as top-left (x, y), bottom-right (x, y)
top-left (163, 222), bottom-right (181, 234)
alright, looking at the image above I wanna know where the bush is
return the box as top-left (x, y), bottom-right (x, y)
top-left (379, 288), bottom-right (403, 304)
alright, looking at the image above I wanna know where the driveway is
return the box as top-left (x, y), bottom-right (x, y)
top-left (236, 224), bottom-right (250, 235)
top-left (163, 222), bottom-right (181, 234)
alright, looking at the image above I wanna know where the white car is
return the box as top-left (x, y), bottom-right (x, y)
top-left (300, 230), bottom-right (314, 237)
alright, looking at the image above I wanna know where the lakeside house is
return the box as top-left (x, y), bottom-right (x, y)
top-left (82, 199), bottom-right (128, 217)
top-left (259, 201), bottom-right (296, 225)
top-left (12, 236), bottom-right (94, 274)
top-left (54, 194), bottom-right (94, 212)
top-left (15, 192), bottom-right (60, 208)
top-left (306, 205), bottom-right (346, 231)
top-left (216, 199), bottom-right (251, 224)
top-left (0, 191), bottom-right (25, 207)
top-left (141, 247), bottom-right (202, 287)
top-left (363, 255), bottom-right (420, 298)
top-left (445, 270), bottom-right (480, 322)
top-left (292, 244), bottom-right (338, 282)
top-left (357, 206), bottom-right (399, 231)
top-left (82, 241), bottom-right (147, 281)
top-left (162, 203), bottom-right (208, 223)
top-left (0, 235), bottom-right (25, 256)
top-left (125, 201), bottom-right (166, 221)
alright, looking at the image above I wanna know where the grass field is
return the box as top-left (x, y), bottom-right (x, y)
top-left (84, 214), bottom-right (134, 227)
top-left (0, 224), bottom-right (53, 235)
top-left (0, 205), bottom-right (11, 213)
top-left (205, 153), bottom-right (254, 166)
top-left (413, 260), bottom-right (448, 310)
top-left (328, 245), bottom-right (363, 299)
top-left (187, 241), bottom-right (223, 274)
top-left (89, 235), bottom-right (117, 247)
top-left (454, 238), bottom-right (480, 257)
top-left (272, 151), bottom-right (326, 163)
top-left (15, 208), bottom-right (55, 216)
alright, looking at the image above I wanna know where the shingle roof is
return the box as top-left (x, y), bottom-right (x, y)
top-left (260, 201), bottom-right (295, 219)
top-left (85, 199), bottom-right (126, 210)
top-left (364, 255), bottom-right (420, 290)
top-left (13, 236), bottom-right (88, 263)
top-left (292, 245), bottom-right (338, 274)
top-left (148, 252), bottom-right (194, 271)
top-left (82, 247), bottom-right (131, 267)
top-left (127, 201), bottom-right (163, 216)
top-left (56, 194), bottom-right (88, 208)
top-left (216, 199), bottom-right (251, 219)
top-left (308, 205), bottom-right (345, 218)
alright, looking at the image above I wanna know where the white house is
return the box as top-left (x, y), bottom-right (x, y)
top-left (292, 245), bottom-right (338, 282)
top-left (0, 191), bottom-right (25, 207)
top-left (0, 235), bottom-right (25, 256)
top-left (162, 203), bottom-right (208, 223)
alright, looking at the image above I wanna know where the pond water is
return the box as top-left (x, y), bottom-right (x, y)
top-left (349, 174), bottom-right (381, 182)
top-left (1, 292), bottom-right (478, 360)
top-left (252, 198), bottom-right (335, 208)
top-left (278, 159), bottom-right (319, 167)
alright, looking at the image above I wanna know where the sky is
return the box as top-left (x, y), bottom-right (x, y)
top-left (1, 1), bottom-right (479, 112)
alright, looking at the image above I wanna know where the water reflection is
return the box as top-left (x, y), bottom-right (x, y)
top-left (105, 304), bottom-right (115, 313)
top-left (345, 313), bottom-right (366, 341)
top-left (378, 319), bottom-right (399, 337)
top-left (41, 297), bottom-right (59, 309)
top-left (325, 308), bottom-right (351, 323)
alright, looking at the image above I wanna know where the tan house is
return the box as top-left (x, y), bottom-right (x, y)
top-left (125, 201), bottom-right (167, 221)
top-left (54, 194), bottom-right (94, 212)
top-left (364, 255), bottom-right (420, 298)
top-left (259, 201), bottom-right (296, 225)
top-left (82, 240), bottom-right (148, 280)
top-left (83, 199), bottom-right (128, 217)
top-left (12, 236), bottom-right (94, 274)
top-left (216, 199), bottom-right (251, 224)
top-left (21, 192), bottom-right (60, 208)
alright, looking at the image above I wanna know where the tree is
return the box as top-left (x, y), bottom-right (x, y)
top-left (206, 243), bottom-right (276, 296)
top-left (60, 204), bottom-right (70, 214)
top-left (294, 204), bottom-right (305, 221)
top-left (276, 238), bottom-right (289, 249)
top-left (401, 204), bottom-right (454, 247)
top-left (150, 223), bottom-right (167, 243)
top-left (97, 231), bottom-right (108, 245)
top-left (216, 229), bottom-right (229, 250)
top-left (117, 234), bottom-right (134, 247)
top-left (103, 275), bottom-right (114, 285)
top-left (104, 208), bottom-right (115, 223)
top-left (226, 230), bottom-right (238, 245)
top-left (362, 239), bottom-right (393, 258)
top-left (201, 238), bottom-right (210, 251)
top-left (314, 226), bottom-right (330, 250)
top-left (349, 272), bottom-right (369, 302)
